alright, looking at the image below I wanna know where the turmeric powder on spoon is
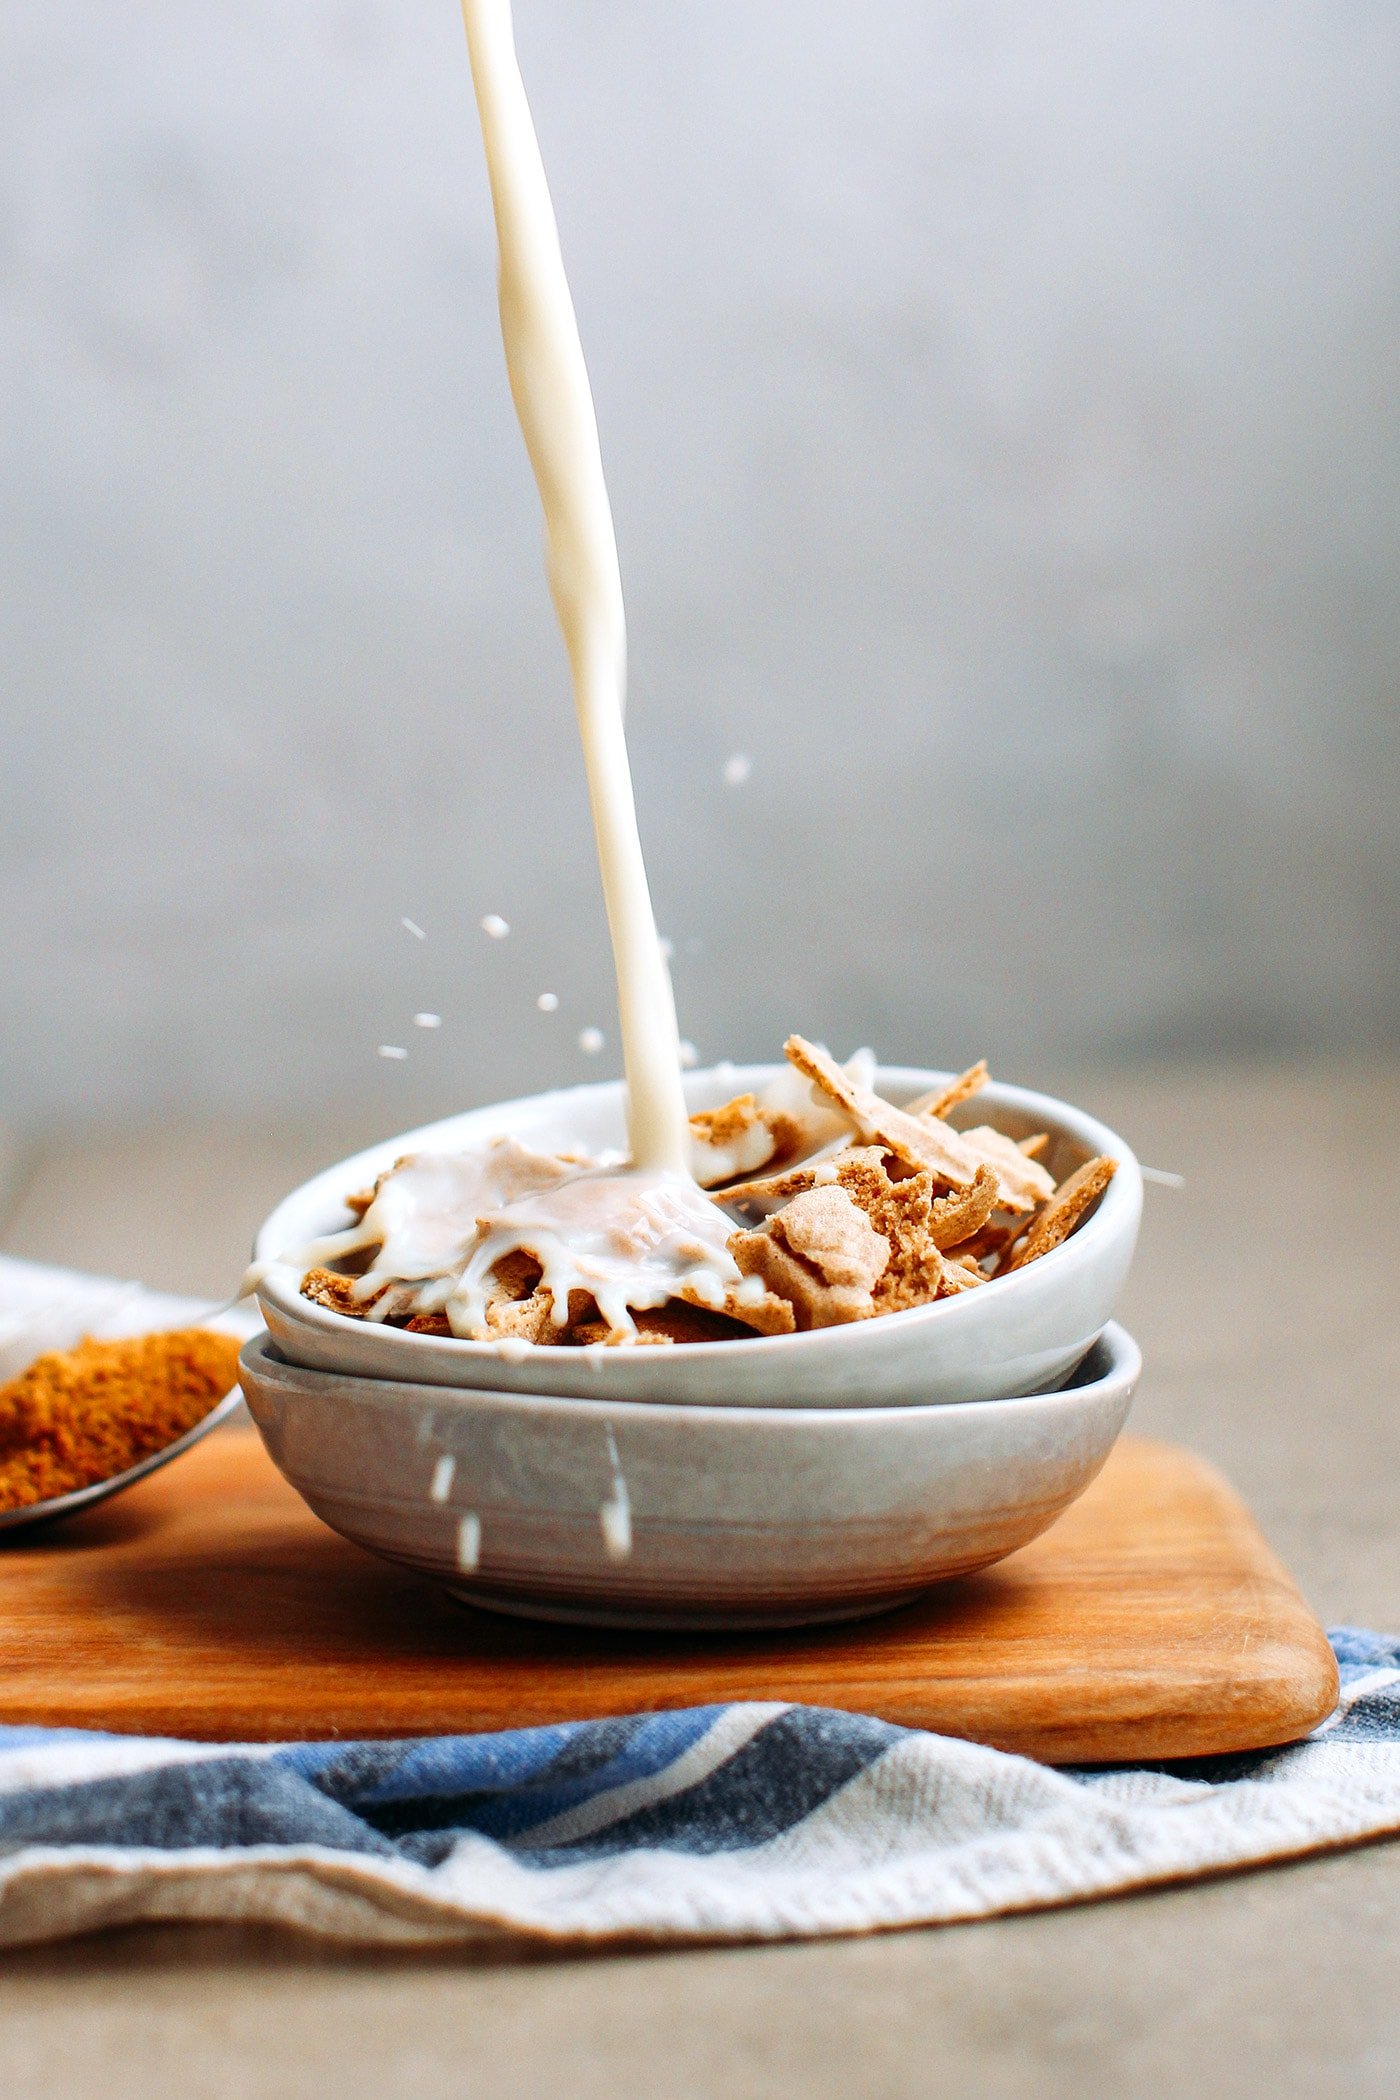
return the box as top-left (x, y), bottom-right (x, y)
top-left (0, 1330), bottom-right (242, 1511)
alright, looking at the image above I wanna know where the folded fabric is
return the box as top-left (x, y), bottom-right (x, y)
top-left (0, 1252), bottom-right (258, 1386)
top-left (0, 1631), bottom-right (1394, 1951)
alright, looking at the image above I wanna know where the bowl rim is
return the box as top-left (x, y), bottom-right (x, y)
top-left (241, 1320), bottom-right (1141, 1427)
top-left (251, 1064), bottom-right (1141, 1372)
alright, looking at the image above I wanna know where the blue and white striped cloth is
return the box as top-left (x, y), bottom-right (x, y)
top-left (0, 1630), bottom-right (1394, 1950)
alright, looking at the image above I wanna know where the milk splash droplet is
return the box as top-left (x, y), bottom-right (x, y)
top-left (429, 1454), bottom-right (456, 1503)
top-left (599, 1425), bottom-right (632, 1562)
top-left (723, 752), bottom-right (752, 787)
top-left (400, 917), bottom-right (427, 940)
top-left (678, 1040), bottom-right (699, 1068)
top-left (481, 914), bottom-right (511, 940)
top-left (377, 1045), bottom-right (409, 1061)
top-left (456, 1513), bottom-right (482, 1572)
top-left (536, 992), bottom-right (559, 1013)
top-left (578, 1026), bottom-right (605, 1056)
top-left (413, 1013), bottom-right (442, 1030)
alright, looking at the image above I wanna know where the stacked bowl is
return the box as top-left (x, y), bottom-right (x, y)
top-left (240, 1067), bottom-right (1143, 1627)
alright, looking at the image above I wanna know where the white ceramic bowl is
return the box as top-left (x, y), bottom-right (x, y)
top-left (238, 1322), bottom-right (1139, 1628)
top-left (252, 1066), bottom-right (1141, 1410)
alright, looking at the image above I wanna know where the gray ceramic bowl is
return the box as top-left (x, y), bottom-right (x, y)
top-left (252, 1066), bottom-right (1142, 1411)
top-left (238, 1322), bottom-right (1140, 1629)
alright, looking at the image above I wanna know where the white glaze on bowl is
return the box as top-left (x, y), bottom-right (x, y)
top-left (251, 1067), bottom-right (1141, 1411)
top-left (238, 1324), bottom-right (1140, 1629)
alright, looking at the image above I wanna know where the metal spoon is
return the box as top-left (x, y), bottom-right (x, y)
top-left (0, 1266), bottom-right (258, 1533)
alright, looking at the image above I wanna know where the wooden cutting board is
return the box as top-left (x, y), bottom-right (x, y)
top-left (0, 1426), bottom-right (1337, 1763)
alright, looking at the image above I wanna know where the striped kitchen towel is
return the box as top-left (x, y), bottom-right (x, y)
top-left (0, 1630), bottom-right (1394, 1951)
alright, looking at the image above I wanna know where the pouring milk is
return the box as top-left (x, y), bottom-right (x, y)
top-left (459, 0), bottom-right (688, 1176)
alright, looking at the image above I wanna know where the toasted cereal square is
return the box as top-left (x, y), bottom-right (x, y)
top-left (938, 1256), bottom-right (986, 1294)
top-left (784, 1036), bottom-right (985, 1191)
top-left (677, 1280), bottom-right (797, 1336)
top-left (953, 1127), bottom-right (1055, 1212)
top-left (729, 1228), bottom-right (875, 1329)
top-left (1002, 1156), bottom-right (1117, 1272)
top-left (641, 1302), bottom-right (763, 1345)
top-left (872, 1246), bottom-right (945, 1314)
top-left (487, 1248), bottom-right (546, 1303)
top-left (926, 1165), bottom-right (1000, 1251)
top-left (302, 1266), bottom-right (396, 1320)
top-left (771, 1185), bottom-right (890, 1293)
top-left (484, 1287), bottom-right (563, 1344)
top-left (901, 1061), bottom-right (989, 1121)
top-left (565, 1316), bottom-right (674, 1348)
top-left (689, 1094), bottom-right (805, 1189)
top-left (796, 1149), bottom-right (943, 1315)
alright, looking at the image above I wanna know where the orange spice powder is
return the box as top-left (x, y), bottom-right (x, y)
top-left (0, 1329), bottom-right (242, 1510)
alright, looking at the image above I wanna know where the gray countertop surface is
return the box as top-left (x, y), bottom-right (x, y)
top-left (1, 1062), bottom-right (1396, 2098)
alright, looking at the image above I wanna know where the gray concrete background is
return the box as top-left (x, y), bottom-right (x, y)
top-left (2, 1), bottom-right (1398, 1131)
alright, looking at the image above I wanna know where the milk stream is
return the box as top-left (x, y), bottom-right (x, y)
top-left (459, 0), bottom-right (689, 1176)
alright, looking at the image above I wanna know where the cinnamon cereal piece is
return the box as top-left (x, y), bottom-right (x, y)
top-left (445, 1261), bottom-right (591, 1345)
top-left (773, 1186), bottom-right (890, 1294)
top-left (444, 1250), bottom-right (558, 1341)
top-left (689, 1095), bottom-right (805, 1189)
top-left (952, 1220), bottom-right (1018, 1269)
top-left (813, 1150), bottom-right (945, 1314)
top-left (1001, 1157), bottom-right (1117, 1273)
top-left (641, 1301), bottom-right (763, 1345)
top-left (728, 1185), bottom-right (889, 1329)
top-left (301, 1267), bottom-right (398, 1320)
top-left (643, 1303), bottom-right (767, 1345)
top-left (956, 1126), bottom-right (1056, 1213)
top-left (301, 1266), bottom-right (361, 1316)
top-left (488, 1248), bottom-right (546, 1303)
top-left (902, 1061), bottom-right (989, 1121)
top-left (938, 1256), bottom-right (986, 1294)
top-left (872, 1243), bottom-right (946, 1314)
top-left (785, 1037), bottom-right (1050, 1212)
top-left (712, 1147), bottom-right (851, 1214)
top-left (926, 1165), bottom-right (1000, 1251)
top-left (1018, 1133), bottom-right (1049, 1159)
top-left (676, 1281), bottom-right (797, 1337)
top-left (485, 1288), bottom-right (565, 1345)
top-left (784, 1037), bottom-right (984, 1191)
top-left (729, 1230), bottom-right (872, 1330)
top-left (405, 1312), bottom-right (451, 1335)
top-left (565, 1316), bottom-right (673, 1348)
top-left (828, 1148), bottom-right (928, 1227)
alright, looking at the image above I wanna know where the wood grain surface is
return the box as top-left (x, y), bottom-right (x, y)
top-left (0, 1425), bottom-right (1338, 1762)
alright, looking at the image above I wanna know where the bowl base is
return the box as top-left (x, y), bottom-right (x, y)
top-left (441, 1580), bottom-right (931, 1632)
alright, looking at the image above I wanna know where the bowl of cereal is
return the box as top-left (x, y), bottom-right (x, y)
top-left (249, 1046), bottom-right (1140, 1411)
